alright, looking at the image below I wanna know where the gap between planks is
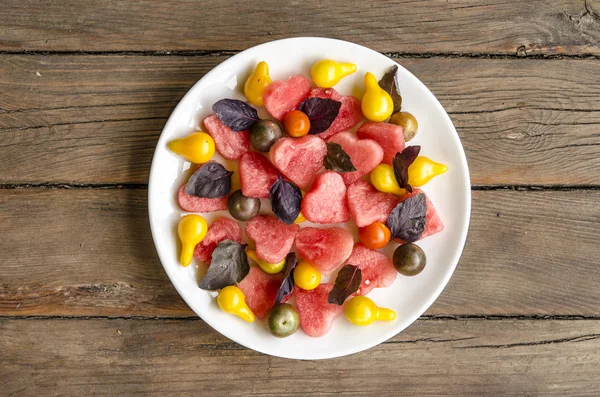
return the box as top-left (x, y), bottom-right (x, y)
top-left (1, 49), bottom-right (600, 60)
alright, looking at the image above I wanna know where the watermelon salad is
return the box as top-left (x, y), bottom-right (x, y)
top-left (168, 59), bottom-right (449, 338)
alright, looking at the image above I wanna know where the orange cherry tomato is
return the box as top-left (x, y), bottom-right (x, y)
top-left (358, 222), bottom-right (391, 250)
top-left (283, 110), bottom-right (310, 137)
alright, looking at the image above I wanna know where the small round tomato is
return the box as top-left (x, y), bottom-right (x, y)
top-left (293, 261), bottom-right (321, 290)
top-left (358, 221), bottom-right (391, 249)
top-left (370, 164), bottom-right (405, 196)
top-left (283, 110), bottom-right (310, 137)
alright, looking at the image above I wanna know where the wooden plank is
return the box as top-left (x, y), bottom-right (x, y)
top-left (2, 318), bottom-right (600, 396)
top-left (1, 0), bottom-right (599, 55)
top-left (1, 55), bottom-right (600, 185)
top-left (1, 188), bottom-right (599, 317)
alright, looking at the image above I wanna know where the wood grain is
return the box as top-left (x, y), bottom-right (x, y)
top-left (1, 188), bottom-right (599, 317)
top-left (1, 0), bottom-right (600, 55)
top-left (1, 55), bottom-right (600, 185)
top-left (2, 317), bottom-right (600, 396)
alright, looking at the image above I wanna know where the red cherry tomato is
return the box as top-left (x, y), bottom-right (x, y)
top-left (358, 221), bottom-right (391, 249)
top-left (283, 110), bottom-right (310, 137)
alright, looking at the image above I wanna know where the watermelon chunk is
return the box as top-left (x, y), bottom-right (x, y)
top-left (327, 132), bottom-right (383, 185)
top-left (177, 185), bottom-right (228, 213)
top-left (237, 266), bottom-right (282, 320)
top-left (193, 218), bottom-right (242, 262)
top-left (394, 188), bottom-right (444, 242)
top-left (301, 172), bottom-right (350, 224)
top-left (295, 283), bottom-right (345, 337)
top-left (347, 180), bottom-right (401, 227)
top-left (264, 75), bottom-right (312, 120)
top-left (309, 87), bottom-right (343, 101)
top-left (343, 244), bottom-right (397, 295)
top-left (238, 152), bottom-right (279, 198)
top-left (308, 88), bottom-right (363, 139)
top-left (245, 215), bottom-right (299, 263)
top-left (203, 114), bottom-right (250, 160)
top-left (269, 135), bottom-right (327, 190)
top-left (356, 121), bottom-right (405, 165)
top-left (295, 227), bottom-right (354, 275)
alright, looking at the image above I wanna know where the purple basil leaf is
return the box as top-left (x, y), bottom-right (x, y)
top-left (392, 145), bottom-right (421, 193)
top-left (324, 142), bottom-right (356, 173)
top-left (185, 162), bottom-right (233, 198)
top-left (378, 65), bottom-right (402, 113)
top-left (328, 265), bottom-right (362, 305)
top-left (270, 174), bottom-right (302, 224)
top-left (213, 99), bottom-right (260, 131)
top-left (387, 193), bottom-right (427, 243)
top-left (299, 97), bottom-right (342, 135)
top-left (275, 252), bottom-right (298, 304)
top-left (199, 240), bottom-right (249, 290)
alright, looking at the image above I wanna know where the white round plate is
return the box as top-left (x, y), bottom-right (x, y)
top-left (148, 37), bottom-right (470, 360)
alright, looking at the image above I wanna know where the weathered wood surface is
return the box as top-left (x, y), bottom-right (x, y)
top-left (3, 318), bottom-right (600, 396)
top-left (2, 0), bottom-right (600, 392)
top-left (2, 0), bottom-right (600, 55)
top-left (1, 188), bottom-right (598, 317)
top-left (1, 55), bottom-right (599, 185)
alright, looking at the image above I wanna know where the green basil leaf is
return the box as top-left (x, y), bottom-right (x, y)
top-left (299, 97), bottom-right (342, 135)
top-left (387, 193), bottom-right (427, 242)
top-left (213, 99), bottom-right (260, 131)
top-left (392, 145), bottom-right (420, 193)
top-left (378, 65), bottom-right (402, 114)
top-left (328, 264), bottom-right (362, 305)
top-left (270, 173), bottom-right (302, 225)
top-left (324, 142), bottom-right (357, 173)
top-left (185, 162), bottom-right (233, 198)
top-left (274, 252), bottom-right (298, 305)
top-left (199, 240), bottom-right (249, 290)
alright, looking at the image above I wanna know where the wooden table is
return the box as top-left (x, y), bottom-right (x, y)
top-left (2, 1), bottom-right (600, 395)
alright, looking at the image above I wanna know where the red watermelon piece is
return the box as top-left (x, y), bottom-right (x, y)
top-left (238, 152), bottom-right (279, 198)
top-left (344, 244), bottom-right (397, 295)
top-left (301, 172), bottom-right (350, 224)
top-left (263, 74), bottom-right (312, 120)
top-left (347, 180), bottom-right (401, 227)
top-left (203, 114), bottom-right (250, 160)
top-left (308, 88), bottom-right (363, 139)
top-left (269, 135), bottom-right (327, 190)
top-left (295, 227), bottom-right (354, 275)
top-left (177, 185), bottom-right (228, 213)
top-left (245, 215), bottom-right (299, 263)
top-left (394, 188), bottom-right (444, 242)
top-left (309, 87), bottom-right (343, 101)
top-left (295, 283), bottom-right (345, 337)
top-left (356, 121), bottom-right (405, 165)
top-left (327, 132), bottom-right (384, 185)
top-left (237, 266), bottom-right (282, 320)
top-left (193, 218), bottom-right (242, 262)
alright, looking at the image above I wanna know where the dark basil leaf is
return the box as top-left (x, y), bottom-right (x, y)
top-left (185, 162), bottom-right (233, 198)
top-left (324, 142), bottom-right (357, 173)
top-left (392, 145), bottom-right (420, 193)
top-left (328, 265), bottom-right (362, 305)
top-left (213, 99), bottom-right (260, 131)
top-left (274, 252), bottom-right (298, 305)
top-left (270, 173), bottom-right (302, 225)
top-left (387, 193), bottom-right (427, 243)
top-left (199, 240), bottom-right (249, 290)
top-left (378, 65), bottom-right (402, 113)
top-left (299, 98), bottom-right (342, 135)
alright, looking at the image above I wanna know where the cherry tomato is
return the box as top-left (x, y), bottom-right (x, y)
top-left (293, 261), bottom-right (321, 290)
top-left (283, 110), bottom-right (310, 137)
top-left (358, 221), bottom-right (391, 249)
